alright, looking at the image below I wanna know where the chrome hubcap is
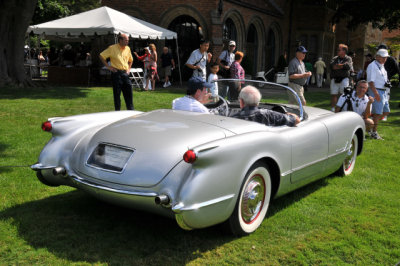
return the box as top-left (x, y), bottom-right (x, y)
top-left (344, 139), bottom-right (355, 170)
top-left (241, 175), bottom-right (265, 224)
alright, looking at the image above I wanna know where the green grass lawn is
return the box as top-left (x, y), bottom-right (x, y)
top-left (0, 85), bottom-right (399, 265)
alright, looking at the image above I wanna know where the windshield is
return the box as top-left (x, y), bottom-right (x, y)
top-left (211, 79), bottom-right (305, 121)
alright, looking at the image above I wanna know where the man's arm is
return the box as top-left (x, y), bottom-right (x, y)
top-left (99, 55), bottom-right (117, 73)
top-left (289, 72), bottom-right (311, 80)
top-left (364, 96), bottom-right (374, 119)
top-left (368, 81), bottom-right (380, 102)
top-left (287, 112), bottom-right (300, 125)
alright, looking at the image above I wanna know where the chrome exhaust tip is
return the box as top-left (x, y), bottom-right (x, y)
top-left (53, 166), bottom-right (66, 176)
top-left (155, 194), bottom-right (170, 205)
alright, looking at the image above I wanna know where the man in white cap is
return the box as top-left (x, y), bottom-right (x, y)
top-left (217, 40), bottom-right (236, 76)
top-left (217, 40), bottom-right (236, 97)
top-left (366, 48), bottom-right (391, 140)
top-left (288, 46), bottom-right (312, 106)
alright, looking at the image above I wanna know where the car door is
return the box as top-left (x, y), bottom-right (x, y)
top-left (288, 120), bottom-right (329, 184)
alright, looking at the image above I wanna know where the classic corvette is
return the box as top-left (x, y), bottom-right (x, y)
top-left (31, 80), bottom-right (365, 235)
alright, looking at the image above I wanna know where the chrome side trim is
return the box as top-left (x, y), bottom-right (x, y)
top-left (280, 149), bottom-right (348, 177)
top-left (31, 163), bottom-right (57, 171)
top-left (172, 194), bottom-right (235, 213)
top-left (70, 175), bottom-right (157, 197)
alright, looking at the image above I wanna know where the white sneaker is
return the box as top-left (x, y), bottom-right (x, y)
top-left (331, 107), bottom-right (335, 112)
top-left (163, 82), bottom-right (167, 88)
top-left (382, 116), bottom-right (387, 121)
top-left (165, 81), bottom-right (171, 87)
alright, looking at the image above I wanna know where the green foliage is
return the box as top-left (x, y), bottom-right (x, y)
top-left (31, 0), bottom-right (101, 25)
top-left (365, 43), bottom-right (378, 55)
top-left (0, 85), bottom-right (399, 264)
top-left (32, 0), bottom-right (70, 25)
top-left (331, 0), bottom-right (400, 30)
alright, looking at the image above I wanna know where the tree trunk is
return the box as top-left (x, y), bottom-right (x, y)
top-left (0, 0), bottom-right (38, 86)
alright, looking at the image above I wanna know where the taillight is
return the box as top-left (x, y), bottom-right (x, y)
top-left (183, 150), bottom-right (197, 164)
top-left (41, 121), bottom-right (52, 132)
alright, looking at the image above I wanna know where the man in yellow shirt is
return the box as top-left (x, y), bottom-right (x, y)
top-left (100, 34), bottom-right (134, 110)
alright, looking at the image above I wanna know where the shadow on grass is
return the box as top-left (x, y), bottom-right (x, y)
top-left (268, 175), bottom-right (331, 218)
top-left (0, 86), bottom-right (90, 100)
top-left (0, 190), bottom-right (233, 264)
top-left (0, 174), bottom-right (333, 264)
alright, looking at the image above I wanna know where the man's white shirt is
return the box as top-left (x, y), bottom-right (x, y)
top-left (367, 60), bottom-right (388, 88)
top-left (336, 91), bottom-right (370, 116)
top-left (186, 49), bottom-right (207, 80)
top-left (172, 96), bottom-right (209, 113)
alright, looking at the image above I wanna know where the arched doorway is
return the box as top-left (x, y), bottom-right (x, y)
top-left (223, 18), bottom-right (237, 43)
top-left (167, 15), bottom-right (203, 80)
top-left (246, 24), bottom-right (258, 76)
top-left (267, 28), bottom-right (276, 70)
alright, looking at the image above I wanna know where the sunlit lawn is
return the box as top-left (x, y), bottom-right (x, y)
top-left (0, 84), bottom-right (399, 265)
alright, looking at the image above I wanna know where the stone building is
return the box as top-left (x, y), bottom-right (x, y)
top-left (101, 0), bottom-right (370, 79)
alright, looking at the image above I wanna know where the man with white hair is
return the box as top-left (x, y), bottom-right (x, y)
top-left (231, 85), bottom-right (300, 126)
top-left (366, 48), bottom-right (391, 140)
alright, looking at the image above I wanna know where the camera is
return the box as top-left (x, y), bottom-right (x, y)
top-left (343, 86), bottom-right (353, 96)
top-left (384, 82), bottom-right (392, 88)
top-left (197, 68), bottom-right (204, 75)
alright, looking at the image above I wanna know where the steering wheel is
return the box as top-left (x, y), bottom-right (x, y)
top-left (209, 96), bottom-right (230, 116)
top-left (271, 105), bottom-right (287, 114)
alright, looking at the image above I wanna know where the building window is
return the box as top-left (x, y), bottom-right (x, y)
top-left (246, 24), bottom-right (258, 75)
top-left (223, 18), bottom-right (237, 42)
top-left (168, 15), bottom-right (203, 80)
top-left (267, 28), bottom-right (276, 70)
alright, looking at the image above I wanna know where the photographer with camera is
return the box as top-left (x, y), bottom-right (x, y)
top-left (335, 80), bottom-right (374, 134)
top-left (366, 49), bottom-right (391, 140)
top-left (330, 44), bottom-right (353, 111)
top-left (185, 39), bottom-right (212, 81)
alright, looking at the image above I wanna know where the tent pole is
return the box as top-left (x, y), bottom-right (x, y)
top-left (175, 38), bottom-right (182, 86)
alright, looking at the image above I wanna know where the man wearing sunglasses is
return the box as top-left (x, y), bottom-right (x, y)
top-left (335, 80), bottom-right (374, 135)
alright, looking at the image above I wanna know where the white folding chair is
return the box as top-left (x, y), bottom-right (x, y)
top-left (129, 68), bottom-right (145, 89)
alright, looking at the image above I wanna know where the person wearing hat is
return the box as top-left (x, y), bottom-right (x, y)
top-left (217, 40), bottom-right (236, 98)
top-left (329, 43), bottom-right (353, 111)
top-left (172, 76), bottom-right (213, 113)
top-left (288, 46), bottom-right (312, 106)
top-left (100, 33), bottom-right (134, 110)
top-left (377, 44), bottom-right (400, 81)
top-left (377, 44), bottom-right (399, 113)
top-left (217, 40), bottom-right (236, 77)
top-left (365, 48), bottom-right (391, 140)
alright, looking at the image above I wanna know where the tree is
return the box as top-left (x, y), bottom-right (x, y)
top-left (0, 0), bottom-right (100, 86)
top-left (332, 0), bottom-right (400, 31)
top-left (0, 0), bottom-right (38, 86)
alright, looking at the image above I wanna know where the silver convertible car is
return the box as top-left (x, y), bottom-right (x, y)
top-left (31, 80), bottom-right (365, 236)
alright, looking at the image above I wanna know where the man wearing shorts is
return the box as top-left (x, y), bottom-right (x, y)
top-left (288, 46), bottom-right (312, 106)
top-left (330, 44), bottom-right (353, 111)
top-left (366, 49), bottom-right (391, 140)
top-left (160, 47), bottom-right (175, 87)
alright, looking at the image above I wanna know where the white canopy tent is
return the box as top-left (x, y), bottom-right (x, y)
top-left (27, 6), bottom-right (182, 84)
